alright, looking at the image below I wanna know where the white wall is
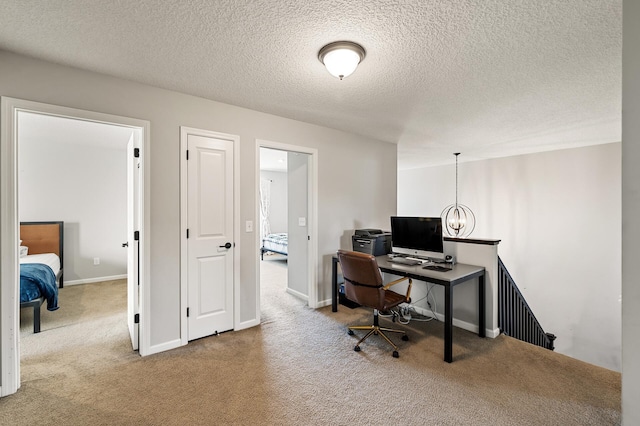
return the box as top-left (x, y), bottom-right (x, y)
top-left (398, 143), bottom-right (621, 371)
top-left (18, 115), bottom-right (128, 283)
top-left (622, 0), bottom-right (640, 423)
top-left (0, 50), bottom-right (397, 352)
top-left (259, 170), bottom-right (287, 234)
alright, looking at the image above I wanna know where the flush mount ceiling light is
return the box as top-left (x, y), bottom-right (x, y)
top-left (318, 41), bottom-right (366, 80)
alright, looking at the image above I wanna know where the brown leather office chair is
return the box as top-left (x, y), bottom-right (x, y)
top-left (337, 249), bottom-right (413, 358)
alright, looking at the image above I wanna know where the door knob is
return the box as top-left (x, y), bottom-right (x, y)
top-left (122, 242), bottom-right (129, 247)
top-left (219, 242), bottom-right (232, 249)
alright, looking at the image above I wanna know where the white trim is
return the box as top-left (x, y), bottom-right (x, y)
top-left (233, 131), bottom-right (241, 331)
top-left (0, 97), bottom-right (151, 396)
top-left (485, 328), bottom-right (501, 339)
top-left (179, 127), bottom-right (241, 345)
top-left (315, 298), bottom-right (332, 308)
top-left (179, 128), bottom-right (188, 346)
top-left (236, 318), bottom-right (260, 331)
top-left (1, 97), bottom-right (20, 397)
top-left (286, 287), bottom-right (309, 302)
top-left (254, 143), bottom-right (262, 324)
top-left (256, 140), bottom-right (319, 311)
top-left (63, 274), bottom-right (128, 286)
top-left (139, 114), bottom-right (151, 358)
top-left (308, 150), bottom-right (319, 308)
top-left (145, 338), bottom-right (183, 356)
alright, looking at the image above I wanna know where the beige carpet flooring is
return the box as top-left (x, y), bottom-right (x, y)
top-left (1, 258), bottom-right (621, 425)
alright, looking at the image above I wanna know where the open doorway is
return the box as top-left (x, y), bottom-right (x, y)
top-left (0, 97), bottom-right (149, 396)
top-left (17, 112), bottom-right (133, 350)
top-left (259, 148), bottom-right (293, 322)
top-left (257, 142), bottom-right (318, 323)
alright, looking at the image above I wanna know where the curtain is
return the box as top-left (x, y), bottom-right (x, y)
top-left (259, 178), bottom-right (272, 241)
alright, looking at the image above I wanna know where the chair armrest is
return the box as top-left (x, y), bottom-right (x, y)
top-left (383, 277), bottom-right (413, 301)
top-left (382, 276), bottom-right (408, 289)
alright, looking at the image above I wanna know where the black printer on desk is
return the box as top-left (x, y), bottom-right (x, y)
top-left (352, 229), bottom-right (392, 256)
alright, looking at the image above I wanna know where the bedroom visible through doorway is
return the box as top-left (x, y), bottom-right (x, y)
top-left (258, 145), bottom-right (315, 320)
top-left (259, 148), bottom-right (294, 321)
top-left (1, 97), bottom-right (149, 397)
top-left (17, 112), bottom-right (137, 350)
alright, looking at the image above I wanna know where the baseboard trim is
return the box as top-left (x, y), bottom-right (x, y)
top-left (286, 287), bottom-right (308, 301)
top-left (64, 274), bottom-right (127, 286)
top-left (316, 298), bottom-right (332, 308)
top-left (146, 338), bottom-right (182, 356)
top-left (236, 318), bottom-right (260, 331)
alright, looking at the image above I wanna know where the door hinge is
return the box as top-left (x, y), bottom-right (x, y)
top-left (308, 235), bottom-right (310, 241)
top-left (187, 307), bottom-right (190, 317)
top-left (134, 147), bottom-right (140, 158)
top-left (134, 231), bottom-right (140, 241)
top-left (134, 313), bottom-right (140, 324)
top-left (186, 229), bottom-right (189, 239)
top-left (186, 150), bottom-right (189, 160)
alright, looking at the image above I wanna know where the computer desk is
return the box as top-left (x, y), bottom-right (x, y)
top-left (331, 254), bottom-right (486, 363)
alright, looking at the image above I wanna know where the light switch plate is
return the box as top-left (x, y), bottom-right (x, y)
top-left (245, 220), bottom-right (253, 232)
top-left (298, 217), bottom-right (306, 227)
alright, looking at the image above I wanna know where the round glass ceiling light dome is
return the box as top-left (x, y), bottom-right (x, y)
top-left (318, 41), bottom-right (366, 80)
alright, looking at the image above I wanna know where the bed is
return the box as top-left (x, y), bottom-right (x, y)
top-left (260, 233), bottom-right (288, 260)
top-left (19, 221), bottom-right (64, 333)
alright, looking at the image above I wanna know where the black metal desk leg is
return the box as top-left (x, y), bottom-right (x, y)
top-left (332, 257), bottom-right (338, 312)
top-left (478, 274), bottom-right (486, 338)
top-left (444, 285), bottom-right (453, 363)
top-left (33, 305), bottom-right (41, 333)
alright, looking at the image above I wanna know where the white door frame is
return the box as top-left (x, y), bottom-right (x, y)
top-left (126, 133), bottom-right (142, 351)
top-left (179, 126), bottom-right (241, 346)
top-left (256, 140), bottom-right (318, 311)
top-left (0, 97), bottom-right (151, 397)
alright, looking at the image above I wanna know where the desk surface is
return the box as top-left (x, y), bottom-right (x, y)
top-left (374, 256), bottom-right (485, 286)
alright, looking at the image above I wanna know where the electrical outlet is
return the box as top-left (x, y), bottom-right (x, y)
top-left (93, 257), bottom-right (100, 265)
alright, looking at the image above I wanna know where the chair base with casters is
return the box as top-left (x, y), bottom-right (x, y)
top-left (348, 306), bottom-right (409, 358)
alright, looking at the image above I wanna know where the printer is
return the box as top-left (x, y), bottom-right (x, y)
top-left (352, 229), bottom-right (392, 256)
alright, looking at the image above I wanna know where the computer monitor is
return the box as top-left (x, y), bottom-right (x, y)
top-left (390, 216), bottom-right (444, 260)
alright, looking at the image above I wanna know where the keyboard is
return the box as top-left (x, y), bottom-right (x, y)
top-left (423, 264), bottom-right (452, 272)
top-left (389, 257), bottom-right (421, 266)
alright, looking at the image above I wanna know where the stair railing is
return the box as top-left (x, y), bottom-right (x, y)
top-left (498, 257), bottom-right (556, 350)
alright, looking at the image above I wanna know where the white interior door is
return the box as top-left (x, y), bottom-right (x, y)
top-left (126, 134), bottom-right (141, 350)
top-left (187, 133), bottom-right (234, 340)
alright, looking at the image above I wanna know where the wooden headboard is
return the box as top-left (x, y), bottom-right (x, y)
top-left (19, 221), bottom-right (64, 266)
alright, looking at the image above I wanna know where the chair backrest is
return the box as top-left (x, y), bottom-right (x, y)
top-left (337, 250), bottom-right (385, 309)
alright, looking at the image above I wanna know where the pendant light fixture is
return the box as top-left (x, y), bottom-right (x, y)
top-left (441, 153), bottom-right (476, 237)
top-left (318, 41), bottom-right (366, 80)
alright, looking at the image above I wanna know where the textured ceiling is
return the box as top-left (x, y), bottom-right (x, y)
top-left (0, 0), bottom-right (622, 169)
